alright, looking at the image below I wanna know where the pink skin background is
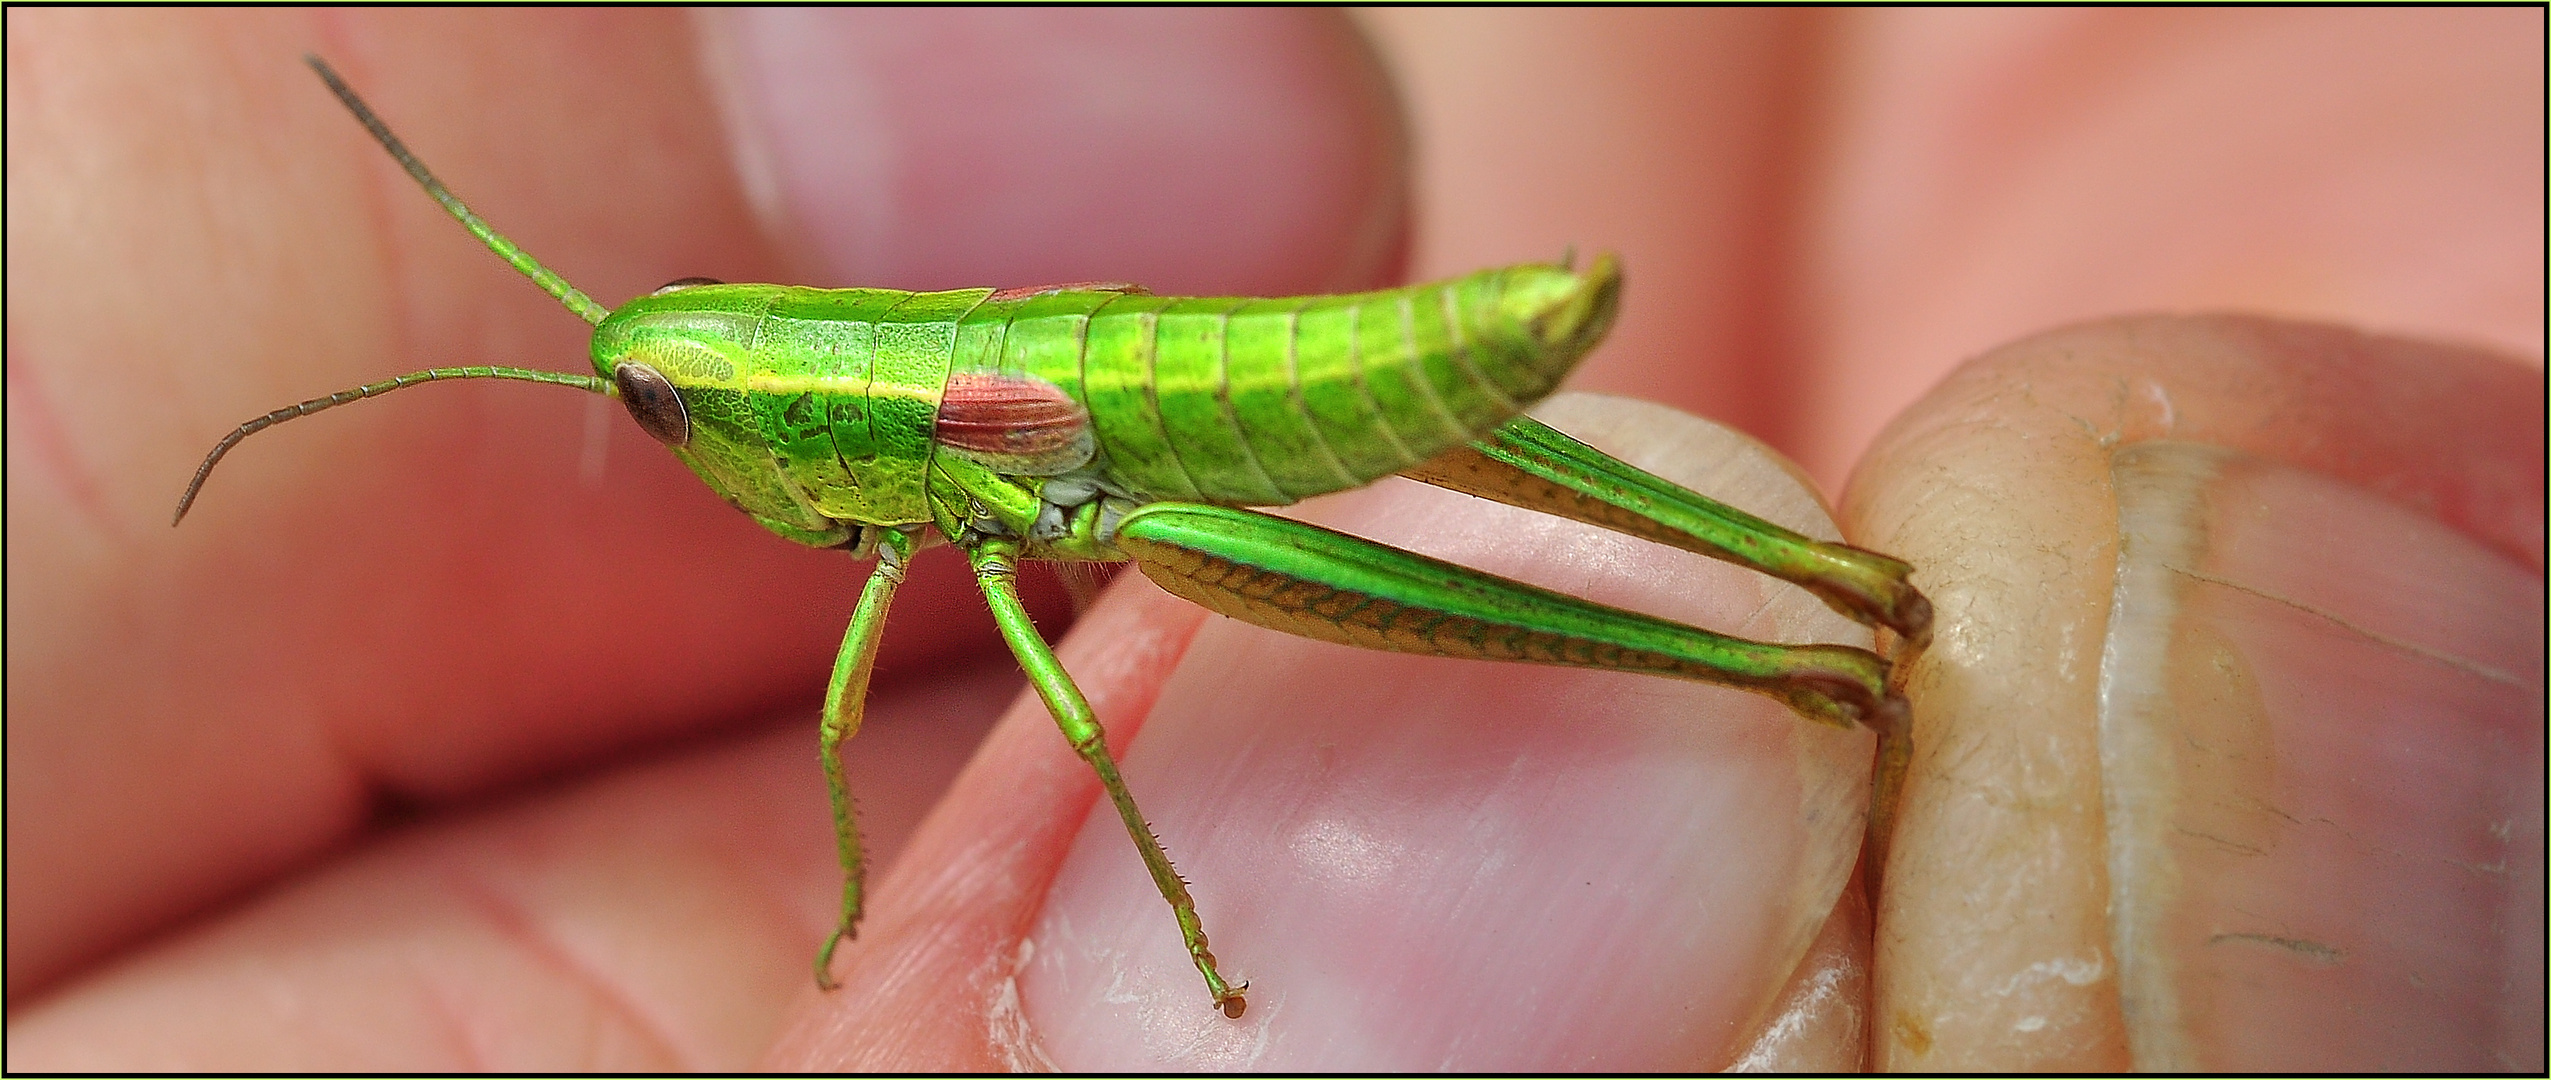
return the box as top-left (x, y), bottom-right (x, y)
top-left (6, 8), bottom-right (2541, 1070)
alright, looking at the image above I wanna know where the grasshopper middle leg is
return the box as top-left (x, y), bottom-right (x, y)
top-left (968, 538), bottom-right (1247, 1019)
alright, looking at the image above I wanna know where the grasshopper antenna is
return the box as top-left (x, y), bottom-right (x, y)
top-left (305, 54), bottom-right (611, 326)
top-left (174, 366), bottom-right (610, 526)
top-left (177, 59), bottom-right (626, 527)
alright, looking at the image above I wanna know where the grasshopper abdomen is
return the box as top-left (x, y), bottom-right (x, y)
top-left (948, 257), bottom-right (1620, 507)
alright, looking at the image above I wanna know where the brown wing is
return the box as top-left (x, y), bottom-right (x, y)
top-left (934, 372), bottom-right (1097, 476)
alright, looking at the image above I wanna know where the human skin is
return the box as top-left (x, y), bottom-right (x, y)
top-left (6, 8), bottom-right (2540, 1071)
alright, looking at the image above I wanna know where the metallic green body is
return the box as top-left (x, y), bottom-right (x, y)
top-left (590, 261), bottom-right (1615, 553)
top-left (176, 58), bottom-right (1933, 1022)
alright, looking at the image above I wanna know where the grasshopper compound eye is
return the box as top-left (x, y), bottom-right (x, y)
top-left (653, 276), bottom-right (723, 295)
top-left (613, 361), bottom-right (691, 447)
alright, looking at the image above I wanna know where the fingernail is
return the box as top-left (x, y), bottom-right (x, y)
top-left (695, 10), bottom-right (1404, 294)
top-left (2104, 443), bottom-right (2544, 1071)
top-left (1012, 395), bottom-right (1875, 1068)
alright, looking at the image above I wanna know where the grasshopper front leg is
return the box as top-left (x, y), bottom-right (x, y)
top-left (967, 537), bottom-right (1248, 1019)
top-left (814, 529), bottom-right (917, 989)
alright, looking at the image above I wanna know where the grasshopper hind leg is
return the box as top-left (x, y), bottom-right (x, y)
top-left (1404, 415), bottom-right (1932, 644)
top-left (1110, 502), bottom-right (1907, 734)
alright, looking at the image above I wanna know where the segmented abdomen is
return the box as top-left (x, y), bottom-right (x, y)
top-left (954, 259), bottom-right (1619, 506)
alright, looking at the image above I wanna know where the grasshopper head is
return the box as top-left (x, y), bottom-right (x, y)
top-left (252, 59), bottom-right (860, 551)
top-left (590, 279), bottom-right (864, 549)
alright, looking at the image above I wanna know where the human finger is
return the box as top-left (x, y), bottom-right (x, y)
top-left (1802, 8), bottom-right (2545, 485)
top-left (1848, 315), bottom-right (2542, 1070)
top-left (771, 393), bottom-right (1879, 1069)
top-left (2, 666), bottom-right (1020, 1070)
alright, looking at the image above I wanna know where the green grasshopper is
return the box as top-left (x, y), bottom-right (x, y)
top-left (177, 57), bottom-right (1930, 1020)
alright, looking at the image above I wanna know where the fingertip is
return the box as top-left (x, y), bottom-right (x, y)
top-left (1846, 315), bottom-right (2545, 1071)
top-left (764, 579), bottom-right (1209, 1070)
top-left (1015, 394), bottom-right (1873, 1068)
